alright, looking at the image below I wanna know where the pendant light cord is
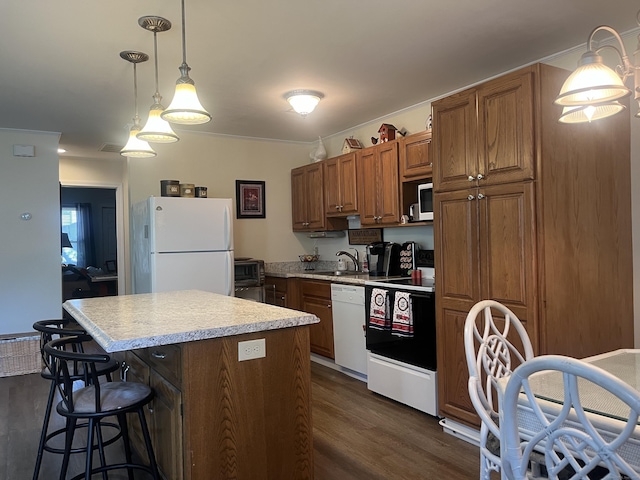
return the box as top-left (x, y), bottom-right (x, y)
top-left (133, 62), bottom-right (139, 120)
top-left (181, 0), bottom-right (187, 65)
top-left (153, 31), bottom-right (160, 96)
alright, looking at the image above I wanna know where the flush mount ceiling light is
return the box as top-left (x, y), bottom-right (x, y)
top-left (161, 0), bottom-right (211, 125)
top-left (285, 90), bottom-right (324, 117)
top-left (120, 51), bottom-right (157, 158)
top-left (137, 16), bottom-right (179, 143)
top-left (554, 17), bottom-right (639, 123)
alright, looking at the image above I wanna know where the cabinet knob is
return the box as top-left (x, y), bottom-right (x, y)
top-left (477, 173), bottom-right (484, 180)
top-left (467, 194), bottom-right (475, 201)
top-left (429, 162), bottom-right (433, 167)
top-left (335, 206), bottom-right (340, 210)
top-left (477, 193), bottom-right (485, 200)
top-left (327, 304), bottom-right (332, 308)
top-left (468, 175), bottom-right (476, 182)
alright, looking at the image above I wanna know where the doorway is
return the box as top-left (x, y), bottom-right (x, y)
top-left (60, 183), bottom-right (125, 296)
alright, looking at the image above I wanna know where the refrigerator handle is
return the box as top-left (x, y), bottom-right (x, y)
top-left (224, 204), bottom-right (233, 250)
top-left (226, 252), bottom-right (234, 296)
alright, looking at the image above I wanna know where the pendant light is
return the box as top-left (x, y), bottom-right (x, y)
top-left (161, 0), bottom-right (211, 125)
top-left (120, 51), bottom-right (157, 158)
top-left (137, 16), bottom-right (179, 143)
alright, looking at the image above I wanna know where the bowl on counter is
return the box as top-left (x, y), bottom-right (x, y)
top-left (299, 254), bottom-right (319, 263)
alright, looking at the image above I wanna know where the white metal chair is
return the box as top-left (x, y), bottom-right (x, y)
top-left (464, 300), bottom-right (535, 480)
top-left (501, 355), bottom-right (640, 480)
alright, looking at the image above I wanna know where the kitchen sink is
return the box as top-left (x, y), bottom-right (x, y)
top-left (309, 270), bottom-right (365, 276)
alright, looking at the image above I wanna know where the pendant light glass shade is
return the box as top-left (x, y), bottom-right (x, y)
top-left (161, 0), bottom-right (211, 125)
top-left (558, 101), bottom-right (626, 124)
top-left (555, 51), bottom-right (631, 107)
top-left (122, 122), bottom-right (157, 157)
top-left (162, 71), bottom-right (211, 124)
top-left (119, 50), bottom-right (157, 158)
top-left (285, 90), bottom-right (324, 116)
top-left (138, 93), bottom-right (180, 143)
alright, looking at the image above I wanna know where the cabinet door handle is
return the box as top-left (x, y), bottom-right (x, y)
top-left (152, 351), bottom-right (166, 359)
top-left (121, 362), bottom-right (130, 382)
top-left (477, 193), bottom-right (485, 200)
top-left (477, 173), bottom-right (484, 180)
top-left (468, 194), bottom-right (475, 201)
top-left (327, 304), bottom-right (332, 308)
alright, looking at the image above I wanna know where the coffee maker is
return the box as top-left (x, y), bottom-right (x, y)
top-left (366, 242), bottom-right (402, 276)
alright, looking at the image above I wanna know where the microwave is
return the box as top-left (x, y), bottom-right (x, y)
top-left (417, 183), bottom-right (433, 221)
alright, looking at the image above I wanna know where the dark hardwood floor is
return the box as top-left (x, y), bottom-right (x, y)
top-left (0, 362), bottom-right (480, 479)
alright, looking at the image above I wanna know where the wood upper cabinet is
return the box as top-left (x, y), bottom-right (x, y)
top-left (324, 152), bottom-right (358, 216)
top-left (399, 130), bottom-right (432, 181)
top-left (432, 68), bottom-right (534, 192)
top-left (291, 163), bottom-right (325, 231)
top-left (357, 141), bottom-right (401, 226)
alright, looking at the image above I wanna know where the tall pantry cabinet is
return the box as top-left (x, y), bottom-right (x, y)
top-left (432, 63), bottom-right (633, 427)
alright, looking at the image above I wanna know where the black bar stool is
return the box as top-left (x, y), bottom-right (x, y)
top-left (32, 319), bottom-right (120, 480)
top-left (44, 335), bottom-right (160, 480)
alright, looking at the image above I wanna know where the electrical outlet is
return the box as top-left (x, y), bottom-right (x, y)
top-left (238, 338), bottom-right (266, 361)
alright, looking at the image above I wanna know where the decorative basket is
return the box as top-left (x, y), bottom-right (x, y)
top-left (0, 335), bottom-right (42, 377)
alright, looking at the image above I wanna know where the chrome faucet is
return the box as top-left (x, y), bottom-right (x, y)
top-left (336, 249), bottom-right (360, 272)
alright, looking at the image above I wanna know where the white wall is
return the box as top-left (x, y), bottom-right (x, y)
top-left (126, 131), bottom-right (312, 263)
top-left (0, 129), bottom-right (61, 334)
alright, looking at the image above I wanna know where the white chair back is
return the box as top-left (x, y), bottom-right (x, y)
top-left (502, 355), bottom-right (640, 480)
top-left (464, 300), bottom-right (534, 479)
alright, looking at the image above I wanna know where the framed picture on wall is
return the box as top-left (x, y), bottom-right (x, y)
top-left (235, 180), bottom-right (266, 219)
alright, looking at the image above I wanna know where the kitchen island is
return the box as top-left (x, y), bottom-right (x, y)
top-left (63, 289), bottom-right (319, 480)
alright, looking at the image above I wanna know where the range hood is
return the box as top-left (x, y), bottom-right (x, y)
top-left (306, 231), bottom-right (346, 238)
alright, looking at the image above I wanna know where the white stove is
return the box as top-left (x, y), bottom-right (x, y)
top-left (365, 267), bottom-right (435, 293)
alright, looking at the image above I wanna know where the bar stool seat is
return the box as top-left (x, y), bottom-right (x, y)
top-left (45, 335), bottom-right (159, 480)
top-left (32, 319), bottom-right (121, 480)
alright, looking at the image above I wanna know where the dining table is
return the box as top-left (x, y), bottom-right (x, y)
top-left (497, 349), bottom-right (640, 475)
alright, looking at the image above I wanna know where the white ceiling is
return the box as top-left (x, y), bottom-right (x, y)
top-left (1, 1), bottom-right (639, 159)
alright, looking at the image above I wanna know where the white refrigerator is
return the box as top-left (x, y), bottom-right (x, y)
top-left (132, 197), bottom-right (234, 295)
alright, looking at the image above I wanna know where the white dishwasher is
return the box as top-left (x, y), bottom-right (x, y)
top-left (331, 284), bottom-right (367, 376)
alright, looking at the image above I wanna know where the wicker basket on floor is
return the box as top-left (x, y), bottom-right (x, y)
top-left (0, 335), bottom-right (42, 377)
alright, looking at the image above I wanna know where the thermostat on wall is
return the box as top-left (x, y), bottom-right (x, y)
top-left (13, 145), bottom-right (35, 157)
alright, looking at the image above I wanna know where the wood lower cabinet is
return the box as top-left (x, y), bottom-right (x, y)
top-left (324, 152), bottom-right (358, 216)
top-left (357, 140), bottom-right (401, 226)
top-left (434, 182), bottom-right (536, 424)
top-left (432, 63), bottom-right (633, 427)
top-left (265, 275), bottom-right (289, 307)
top-left (123, 327), bottom-right (314, 479)
top-left (126, 346), bottom-right (183, 480)
top-left (292, 279), bottom-right (334, 359)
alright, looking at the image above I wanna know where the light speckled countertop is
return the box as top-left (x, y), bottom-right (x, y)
top-left (265, 270), bottom-right (371, 285)
top-left (63, 290), bottom-right (319, 353)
